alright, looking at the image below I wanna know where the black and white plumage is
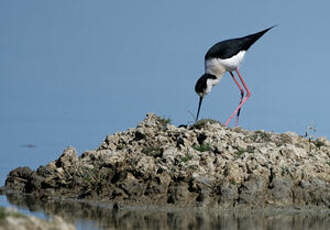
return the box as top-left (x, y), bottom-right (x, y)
top-left (194, 26), bottom-right (275, 125)
top-left (194, 73), bottom-right (220, 122)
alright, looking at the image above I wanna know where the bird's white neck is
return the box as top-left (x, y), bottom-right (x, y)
top-left (205, 66), bottom-right (226, 79)
top-left (205, 59), bottom-right (226, 79)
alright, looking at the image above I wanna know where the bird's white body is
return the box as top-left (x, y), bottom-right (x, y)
top-left (205, 50), bottom-right (246, 79)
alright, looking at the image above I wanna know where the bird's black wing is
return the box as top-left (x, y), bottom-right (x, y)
top-left (205, 37), bottom-right (247, 60)
top-left (205, 26), bottom-right (275, 60)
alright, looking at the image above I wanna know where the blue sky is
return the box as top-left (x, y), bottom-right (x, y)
top-left (1, 1), bottom-right (329, 183)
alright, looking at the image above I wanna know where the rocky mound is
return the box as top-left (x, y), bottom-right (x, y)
top-left (4, 113), bottom-right (330, 208)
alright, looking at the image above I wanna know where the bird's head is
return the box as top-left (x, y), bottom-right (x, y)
top-left (194, 73), bottom-right (219, 97)
top-left (194, 73), bottom-right (219, 122)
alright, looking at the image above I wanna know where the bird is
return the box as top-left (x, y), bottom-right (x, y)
top-left (195, 26), bottom-right (275, 127)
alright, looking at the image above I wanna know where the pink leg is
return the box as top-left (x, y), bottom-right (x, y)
top-left (225, 68), bottom-right (251, 127)
top-left (229, 72), bottom-right (244, 127)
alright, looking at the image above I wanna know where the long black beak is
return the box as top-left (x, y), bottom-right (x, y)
top-left (195, 96), bottom-right (203, 122)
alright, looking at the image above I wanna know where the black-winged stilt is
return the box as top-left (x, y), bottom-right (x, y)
top-left (195, 26), bottom-right (275, 126)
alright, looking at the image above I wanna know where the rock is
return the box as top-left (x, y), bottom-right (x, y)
top-left (5, 167), bottom-right (33, 192)
top-left (225, 163), bottom-right (244, 184)
top-left (167, 183), bottom-right (191, 205)
top-left (55, 146), bottom-right (78, 168)
top-left (267, 178), bottom-right (293, 206)
top-left (0, 206), bottom-right (76, 230)
top-left (215, 183), bottom-right (239, 208)
top-left (238, 175), bottom-right (266, 206)
top-left (3, 113), bottom-right (330, 209)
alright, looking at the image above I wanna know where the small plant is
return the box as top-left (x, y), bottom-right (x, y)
top-left (304, 123), bottom-right (317, 153)
top-left (326, 161), bottom-right (330, 166)
top-left (246, 145), bottom-right (255, 153)
top-left (314, 140), bottom-right (325, 149)
top-left (190, 119), bottom-right (221, 130)
top-left (116, 143), bottom-right (126, 150)
top-left (181, 153), bottom-right (193, 163)
top-left (193, 143), bottom-right (211, 152)
top-left (165, 118), bottom-right (171, 124)
top-left (142, 145), bottom-right (162, 157)
top-left (236, 147), bottom-right (246, 156)
top-left (305, 124), bottom-right (317, 140)
top-left (159, 116), bottom-right (172, 126)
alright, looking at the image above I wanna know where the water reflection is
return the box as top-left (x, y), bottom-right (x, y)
top-left (4, 192), bottom-right (330, 230)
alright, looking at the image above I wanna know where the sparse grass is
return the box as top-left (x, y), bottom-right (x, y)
top-left (236, 146), bottom-right (254, 156)
top-left (116, 143), bottom-right (126, 150)
top-left (304, 124), bottom-right (317, 153)
top-left (326, 161), bottom-right (330, 166)
top-left (142, 145), bottom-right (162, 157)
top-left (236, 147), bottom-right (246, 156)
top-left (229, 178), bottom-right (236, 185)
top-left (246, 145), bottom-right (255, 153)
top-left (165, 118), bottom-right (171, 124)
top-left (190, 119), bottom-right (221, 130)
top-left (181, 153), bottom-right (193, 163)
top-left (159, 116), bottom-right (172, 126)
top-left (192, 143), bottom-right (212, 152)
top-left (304, 124), bottom-right (317, 140)
top-left (314, 140), bottom-right (325, 149)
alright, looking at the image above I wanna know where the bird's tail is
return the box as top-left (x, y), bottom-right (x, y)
top-left (241, 25), bottom-right (276, 51)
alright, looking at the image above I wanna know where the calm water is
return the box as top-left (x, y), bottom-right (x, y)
top-left (1, 192), bottom-right (330, 230)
